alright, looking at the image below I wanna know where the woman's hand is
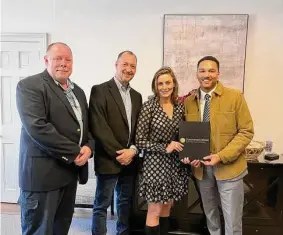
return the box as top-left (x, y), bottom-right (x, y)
top-left (166, 141), bottom-right (183, 153)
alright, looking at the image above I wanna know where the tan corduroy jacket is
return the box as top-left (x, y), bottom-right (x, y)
top-left (184, 82), bottom-right (254, 180)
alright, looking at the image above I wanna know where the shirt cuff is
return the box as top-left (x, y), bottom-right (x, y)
top-left (129, 145), bottom-right (138, 155)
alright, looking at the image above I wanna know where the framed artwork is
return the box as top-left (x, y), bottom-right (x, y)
top-left (163, 14), bottom-right (249, 96)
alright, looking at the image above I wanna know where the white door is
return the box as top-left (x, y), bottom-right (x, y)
top-left (0, 33), bottom-right (47, 202)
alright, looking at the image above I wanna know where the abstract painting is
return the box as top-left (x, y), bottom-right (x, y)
top-left (163, 14), bottom-right (248, 96)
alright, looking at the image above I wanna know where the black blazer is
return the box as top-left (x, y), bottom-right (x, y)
top-left (16, 70), bottom-right (94, 191)
top-left (89, 78), bottom-right (142, 174)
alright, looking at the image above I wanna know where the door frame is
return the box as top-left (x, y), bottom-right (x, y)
top-left (0, 32), bottom-right (48, 202)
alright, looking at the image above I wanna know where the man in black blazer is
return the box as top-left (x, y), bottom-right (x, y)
top-left (16, 42), bottom-right (93, 235)
top-left (89, 51), bottom-right (142, 235)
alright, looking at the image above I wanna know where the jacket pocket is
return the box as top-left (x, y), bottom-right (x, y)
top-left (26, 147), bottom-right (48, 157)
top-left (215, 111), bottom-right (237, 135)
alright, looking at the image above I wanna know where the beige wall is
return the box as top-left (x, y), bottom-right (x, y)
top-left (244, 12), bottom-right (283, 153)
top-left (2, 0), bottom-right (283, 153)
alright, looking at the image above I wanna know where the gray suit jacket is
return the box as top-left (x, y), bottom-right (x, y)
top-left (16, 70), bottom-right (94, 191)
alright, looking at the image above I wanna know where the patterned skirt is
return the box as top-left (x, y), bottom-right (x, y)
top-left (139, 152), bottom-right (189, 203)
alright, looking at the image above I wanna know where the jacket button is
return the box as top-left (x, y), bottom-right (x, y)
top-left (77, 128), bottom-right (81, 132)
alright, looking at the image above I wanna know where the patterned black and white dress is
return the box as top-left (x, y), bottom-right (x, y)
top-left (135, 97), bottom-right (189, 203)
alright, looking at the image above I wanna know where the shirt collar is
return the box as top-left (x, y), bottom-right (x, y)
top-left (53, 78), bottom-right (74, 90)
top-left (200, 84), bottom-right (217, 100)
top-left (114, 76), bottom-right (131, 92)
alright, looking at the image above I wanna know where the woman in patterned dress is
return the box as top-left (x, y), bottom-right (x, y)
top-left (135, 67), bottom-right (189, 235)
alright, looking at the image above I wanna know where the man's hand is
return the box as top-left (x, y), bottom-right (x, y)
top-left (116, 148), bottom-right (136, 166)
top-left (74, 146), bottom-right (92, 166)
top-left (201, 154), bottom-right (221, 166)
top-left (181, 157), bottom-right (201, 167)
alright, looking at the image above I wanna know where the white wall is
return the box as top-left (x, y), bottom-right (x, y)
top-left (2, 0), bottom-right (283, 153)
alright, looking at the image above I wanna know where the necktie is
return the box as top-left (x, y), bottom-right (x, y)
top-left (203, 94), bottom-right (211, 122)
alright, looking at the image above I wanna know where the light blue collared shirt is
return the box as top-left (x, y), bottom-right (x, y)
top-left (114, 76), bottom-right (132, 145)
